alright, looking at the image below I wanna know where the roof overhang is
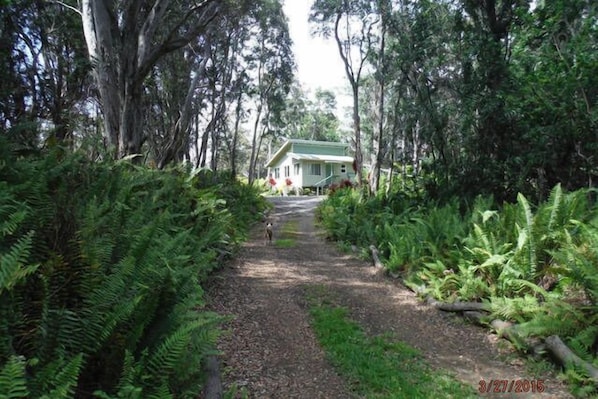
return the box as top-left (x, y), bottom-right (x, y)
top-left (289, 153), bottom-right (354, 164)
top-left (265, 139), bottom-right (350, 167)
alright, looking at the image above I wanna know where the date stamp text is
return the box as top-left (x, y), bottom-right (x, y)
top-left (478, 379), bottom-right (545, 394)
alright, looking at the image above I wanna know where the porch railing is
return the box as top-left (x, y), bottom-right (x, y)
top-left (313, 174), bottom-right (337, 196)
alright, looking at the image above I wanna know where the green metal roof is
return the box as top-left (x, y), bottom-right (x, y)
top-left (265, 139), bottom-right (350, 167)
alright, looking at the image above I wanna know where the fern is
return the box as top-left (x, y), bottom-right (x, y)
top-left (37, 354), bottom-right (83, 399)
top-left (518, 300), bottom-right (585, 338)
top-left (546, 183), bottom-right (563, 231)
top-left (516, 193), bottom-right (537, 279)
top-left (93, 351), bottom-right (144, 399)
top-left (0, 200), bottom-right (27, 237)
top-left (146, 319), bottom-right (210, 379)
top-left (0, 231), bottom-right (39, 293)
top-left (567, 325), bottom-right (598, 362)
top-left (0, 356), bottom-right (29, 399)
top-left (490, 295), bottom-right (543, 323)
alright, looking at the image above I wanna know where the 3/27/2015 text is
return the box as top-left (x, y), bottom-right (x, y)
top-left (479, 379), bottom-right (545, 394)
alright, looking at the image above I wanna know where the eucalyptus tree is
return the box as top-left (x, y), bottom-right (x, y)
top-left (145, 39), bottom-right (210, 168)
top-left (0, 0), bottom-right (44, 147)
top-left (0, 0), bottom-right (90, 148)
top-left (310, 89), bottom-right (342, 142)
top-left (227, 70), bottom-right (250, 177)
top-left (198, 24), bottom-right (237, 171)
top-left (402, 0), bottom-right (461, 195)
top-left (245, 0), bottom-right (294, 184)
top-left (279, 84), bottom-right (309, 140)
top-left (285, 88), bottom-right (341, 142)
top-left (310, 0), bottom-right (378, 186)
top-left (367, 0), bottom-right (392, 194)
top-left (356, 0), bottom-right (457, 197)
top-left (78, 0), bottom-right (234, 159)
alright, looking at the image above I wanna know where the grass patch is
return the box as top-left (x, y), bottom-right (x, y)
top-left (274, 220), bottom-right (299, 248)
top-left (306, 285), bottom-right (477, 399)
top-left (274, 238), bottom-right (295, 248)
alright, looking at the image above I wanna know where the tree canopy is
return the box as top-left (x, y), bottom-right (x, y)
top-left (0, 0), bottom-right (595, 200)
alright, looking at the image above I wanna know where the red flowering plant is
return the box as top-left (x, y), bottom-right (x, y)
top-left (285, 178), bottom-right (292, 186)
top-left (268, 177), bottom-right (276, 187)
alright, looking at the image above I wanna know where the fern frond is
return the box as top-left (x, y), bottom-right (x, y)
top-left (147, 383), bottom-right (174, 399)
top-left (81, 257), bottom-right (143, 352)
top-left (0, 231), bottom-right (39, 293)
top-left (0, 202), bottom-right (27, 238)
top-left (37, 354), bottom-right (83, 399)
top-left (93, 351), bottom-right (144, 399)
top-left (490, 295), bottom-right (542, 323)
top-left (546, 183), bottom-right (563, 231)
top-left (568, 325), bottom-right (598, 362)
top-left (517, 193), bottom-right (537, 278)
top-left (519, 301), bottom-right (584, 338)
top-left (0, 356), bottom-right (29, 398)
top-left (146, 319), bottom-right (209, 379)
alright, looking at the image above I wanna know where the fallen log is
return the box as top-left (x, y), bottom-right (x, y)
top-left (490, 320), bottom-right (530, 351)
top-left (388, 256), bottom-right (596, 383)
top-left (202, 355), bottom-right (223, 399)
top-left (426, 297), bottom-right (491, 312)
top-left (545, 335), bottom-right (598, 382)
top-left (463, 310), bottom-right (487, 325)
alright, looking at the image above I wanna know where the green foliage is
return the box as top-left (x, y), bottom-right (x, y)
top-left (318, 184), bottom-right (598, 391)
top-left (0, 147), bottom-right (266, 398)
top-left (0, 356), bottom-right (29, 398)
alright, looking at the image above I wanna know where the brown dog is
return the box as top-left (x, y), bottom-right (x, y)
top-left (265, 222), bottom-right (273, 243)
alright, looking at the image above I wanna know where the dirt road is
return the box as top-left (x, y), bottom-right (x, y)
top-left (206, 196), bottom-right (571, 398)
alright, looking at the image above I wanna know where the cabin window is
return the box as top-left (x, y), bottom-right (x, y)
top-left (340, 164), bottom-right (346, 173)
top-left (274, 168), bottom-right (280, 178)
top-left (294, 163), bottom-right (300, 175)
top-left (310, 163), bottom-right (321, 176)
top-left (284, 165), bottom-right (290, 177)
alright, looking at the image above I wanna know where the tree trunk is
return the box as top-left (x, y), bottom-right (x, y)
top-left (81, 0), bottom-right (120, 155)
top-left (351, 85), bottom-right (363, 185)
top-left (198, 122), bottom-right (211, 168)
top-left (119, 83), bottom-right (144, 159)
top-left (80, 0), bottom-right (221, 159)
top-left (230, 89), bottom-right (243, 177)
top-left (370, 2), bottom-right (387, 195)
top-left (425, 297), bottom-right (491, 312)
top-left (248, 103), bottom-right (263, 185)
top-left (158, 56), bottom-right (208, 168)
top-left (333, 10), bottom-right (368, 187)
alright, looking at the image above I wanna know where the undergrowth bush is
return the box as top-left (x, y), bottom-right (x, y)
top-left (318, 183), bottom-right (598, 393)
top-left (0, 144), bottom-right (267, 398)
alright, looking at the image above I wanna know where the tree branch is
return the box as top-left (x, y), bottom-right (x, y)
top-left (49, 0), bottom-right (82, 16)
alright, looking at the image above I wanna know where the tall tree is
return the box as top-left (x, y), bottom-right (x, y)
top-left (310, 0), bottom-right (377, 186)
top-left (246, 0), bottom-right (294, 184)
top-left (507, 0), bottom-right (597, 198)
top-left (368, 0), bottom-right (391, 194)
top-left (456, 0), bottom-right (529, 200)
top-left (0, 0), bottom-right (90, 148)
top-left (78, 0), bottom-right (225, 159)
top-left (282, 87), bottom-right (341, 142)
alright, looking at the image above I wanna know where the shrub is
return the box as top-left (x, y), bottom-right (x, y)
top-left (0, 146), bottom-right (266, 398)
top-left (317, 183), bottom-right (598, 392)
